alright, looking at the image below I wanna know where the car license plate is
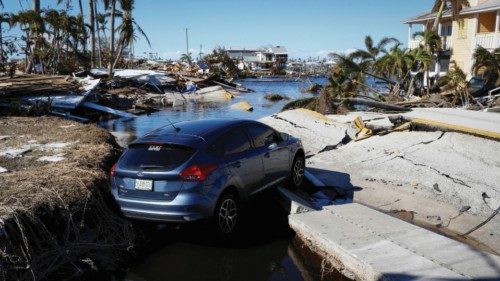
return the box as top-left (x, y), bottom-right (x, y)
top-left (135, 179), bottom-right (153, 191)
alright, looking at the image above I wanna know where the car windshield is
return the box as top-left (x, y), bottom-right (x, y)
top-left (119, 143), bottom-right (195, 171)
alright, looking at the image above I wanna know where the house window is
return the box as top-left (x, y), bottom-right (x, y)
top-left (478, 12), bottom-right (496, 33)
top-left (440, 24), bottom-right (452, 36)
top-left (440, 59), bottom-right (450, 72)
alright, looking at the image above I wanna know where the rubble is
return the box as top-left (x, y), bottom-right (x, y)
top-left (231, 101), bottom-right (253, 111)
top-left (0, 69), bottom-right (251, 122)
top-left (264, 93), bottom-right (289, 101)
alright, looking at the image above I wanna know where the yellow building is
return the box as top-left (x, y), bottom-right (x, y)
top-left (404, 0), bottom-right (500, 79)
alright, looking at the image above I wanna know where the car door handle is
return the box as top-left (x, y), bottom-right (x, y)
top-left (231, 161), bottom-right (242, 168)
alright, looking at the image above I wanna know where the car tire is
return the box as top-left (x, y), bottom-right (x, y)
top-left (214, 192), bottom-right (239, 236)
top-left (289, 155), bottom-right (305, 189)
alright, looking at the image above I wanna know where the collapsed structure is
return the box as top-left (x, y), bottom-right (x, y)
top-left (226, 46), bottom-right (288, 71)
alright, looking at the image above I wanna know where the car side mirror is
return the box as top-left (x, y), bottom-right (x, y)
top-left (280, 132), bottom-right (289, 141)
top-left (268, 143), bottom-right (277, 150)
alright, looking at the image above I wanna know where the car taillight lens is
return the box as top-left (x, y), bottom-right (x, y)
top-left (180, 164), bottom-right (217, 181)
top-left (110, 163), bottom-right (117, 177)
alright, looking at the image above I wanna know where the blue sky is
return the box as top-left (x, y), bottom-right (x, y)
top-left (1, 0), bottom-right (435, 60)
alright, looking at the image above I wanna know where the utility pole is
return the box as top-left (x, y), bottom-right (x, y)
top-left (199, 44), bottom-right (203, 60)
top-left (184, 28), bottom-right (189, 57)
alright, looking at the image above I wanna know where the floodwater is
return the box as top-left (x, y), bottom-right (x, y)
top-left (102, 78), bottom-right (328, 281)
top-left (123, 189), bottom-right (320, 281)
top-left (99, 77), bottom-right (326, 144)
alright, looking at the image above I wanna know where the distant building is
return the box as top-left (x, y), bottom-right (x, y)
top-left (226, 46), bottom-right (288, 70)
top-left (404, 0), bottom-right (500, 79)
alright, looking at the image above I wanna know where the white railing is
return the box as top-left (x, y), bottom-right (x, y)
top-left (408, 39), bottom-right (421, 49)
top-left (408, 36), bottom-right (452, 50)
top-left (475, 32), bottom-right (500, 50)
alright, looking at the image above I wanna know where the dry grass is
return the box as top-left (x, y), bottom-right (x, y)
top-left (0, 117), bottom-right (118, 217)
top-left (0, 117), bottom-right (134, 280)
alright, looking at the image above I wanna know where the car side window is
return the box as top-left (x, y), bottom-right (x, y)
top-left (246, 123), bottom-right (282, 149)
top-left (207, 127), bottom-right (251, 156)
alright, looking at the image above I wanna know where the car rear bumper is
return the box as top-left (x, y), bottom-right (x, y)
top-left (111, 188), bottom-right (216, 222)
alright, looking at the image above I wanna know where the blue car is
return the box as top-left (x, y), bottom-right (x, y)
top-left (110, 119), bottom-right (305, 234)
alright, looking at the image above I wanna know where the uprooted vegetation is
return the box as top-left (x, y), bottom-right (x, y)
top-left (0, 117), bottom-right (134, 280)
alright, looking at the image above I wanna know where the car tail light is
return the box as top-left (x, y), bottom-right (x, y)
top-left (110, 163), bottom-right (117, 177)
top-left (180, 164), bottom-right (217, 181)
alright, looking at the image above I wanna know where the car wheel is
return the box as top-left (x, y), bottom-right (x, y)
top-left (290, 155), bottom-right (305, 189)
top-left (214, 193), bottom-right (238, 235)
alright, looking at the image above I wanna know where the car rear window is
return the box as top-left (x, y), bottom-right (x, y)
top-left (119, 143), bottom-right (195, 171)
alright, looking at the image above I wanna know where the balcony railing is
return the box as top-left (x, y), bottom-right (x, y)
top-left (408, 36), bottom-right (452, 50)
top-left (475, 32), bottom-right (500, 50)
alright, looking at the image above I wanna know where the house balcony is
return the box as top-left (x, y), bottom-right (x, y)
top-left (408, 36), bottom-right (452, 51)
top-left (474, 32), bottom-right (500, 50)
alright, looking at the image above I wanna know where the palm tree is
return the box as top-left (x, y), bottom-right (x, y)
top-left (180, 52), bottom-right (192, 64)
top-left (89, 0), bottom-right (96, 68)
top-left (95, 12), bottom-right (108, 67)
top-left (431, 0), bottom-right (469, 31)
top-left (77, 0), bottom-right (87, 52)
top-left (376, 43), bottom-right (415, 94)
top-left (407, 46), bottom-right (433, 96)
top-left (0, 13), bottom-right (9, 63)
top-left (413, 30), bottom-right (442, 95)
top-left (107, 0), bottom-right (116, 76)
top-left (10, 10), bottom-right (45, 73)
top-left (442, 66), bottom-right (471, 106)
top-left (473, 46), bottom-right (500, 85)
top-left (350, 35), bottom-right (399, 62)
top-left (112, 0), bottom-right (150, 69)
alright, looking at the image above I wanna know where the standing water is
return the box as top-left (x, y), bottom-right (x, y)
top-left (101, 78), bottom-right (327, 281)
top-left (99, 77), bottom-right (326, 143)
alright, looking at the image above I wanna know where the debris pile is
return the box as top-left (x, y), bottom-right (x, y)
top-left (0, 69), bottom-right (252, 122)
top-left (0, 117), bottom-right (134, 280)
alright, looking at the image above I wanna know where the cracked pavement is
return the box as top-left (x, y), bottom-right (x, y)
top-left (262, 109), bottom-right (500, 254)
top-left (260, 109), bottom-right (357, 156)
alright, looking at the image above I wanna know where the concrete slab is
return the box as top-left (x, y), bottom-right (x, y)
top-left (307, 131), bottom-right (500, 253)
top-left (260, 109), bottom-right (356, 156)
top-left (403, 108), bottom-right (500, 139)
top-left (290, 203), bottom-right (500, 281)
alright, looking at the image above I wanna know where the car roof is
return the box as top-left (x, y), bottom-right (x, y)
top-left (133, 119), bottom-right (258, 148)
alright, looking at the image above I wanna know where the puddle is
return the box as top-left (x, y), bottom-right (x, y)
top-left (121, 189), bottom-right (324, 281)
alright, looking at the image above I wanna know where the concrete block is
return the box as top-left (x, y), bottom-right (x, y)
top-left (290, 203), bottom-right (500, 281)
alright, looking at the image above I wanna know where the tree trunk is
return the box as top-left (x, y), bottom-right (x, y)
top-left (407, 73), bottom-right (417, 96)
top-left (0, 22), bottom-right (3, 63)
top-left (32, 0), bottom-right (40, 11)
top-left (89, 0), bottom-right (95, 68)
top-left (112, 38), bottom-right (125, 70)
top-left (108, 0), bottom-right (116, 77)
top-left (78, 0), bottom-right (87, 53)
top-left (95, 0), bottom-right (103, 67)
top-left (426, 70), bottom-right (431, 96)
top-left (432, 0), bottom-right (446, 32)
top-left (362, 71), bottom-right (397, 85)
